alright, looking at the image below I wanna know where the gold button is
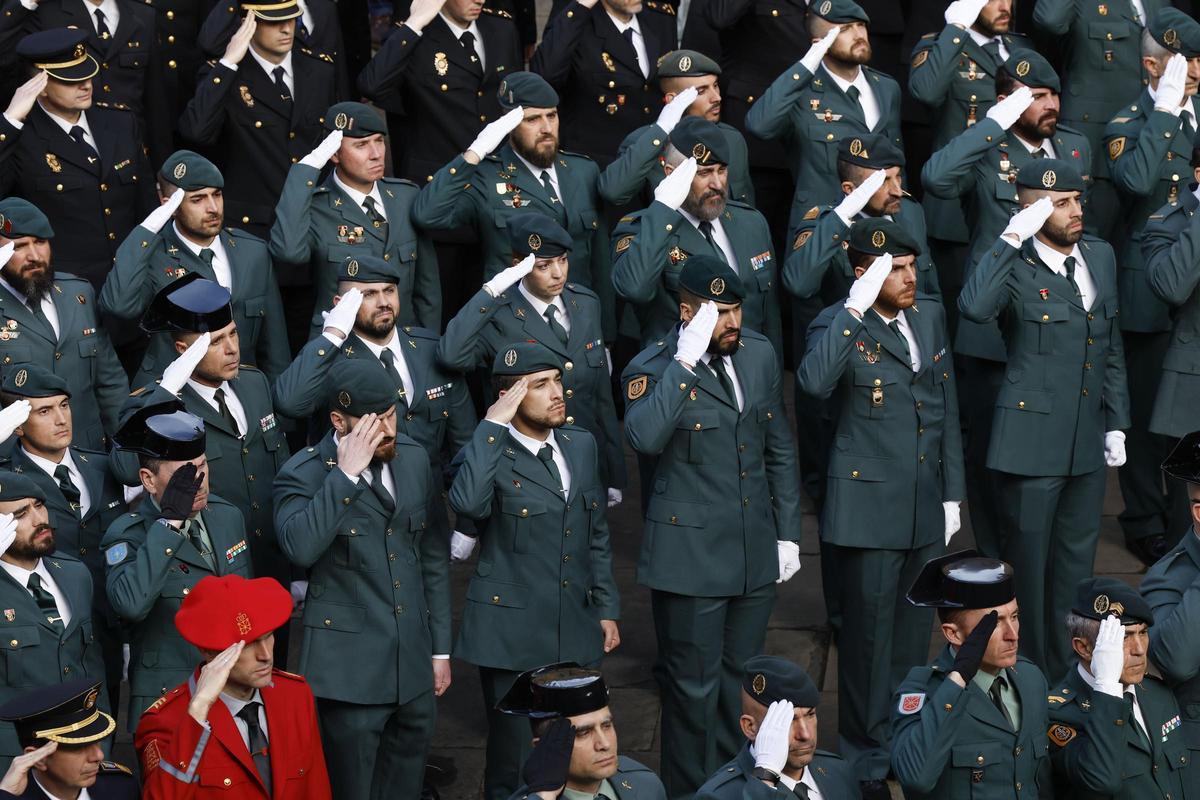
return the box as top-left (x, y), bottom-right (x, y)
top-left (564, 361), bottom-right (573, 370)
top-left (792, 73), bottom-right (800, 80)
top-left (1042, 314), bottom-right (1049, 321)
top-left (1173, 173), bottom-right (1180, 181)
top-left (873, 378), bottom-right (881, 386)
top-left (679, 383), bottom-right (687, 390)
top-left (167, 34), bottom-right (175, 42)
top-left (317, 349), bottom-right (325, 356)
top-left (652, 138), bottom-right (661, 146)
top-left (254, 120), bottom-right (262, 128)
top-left (694, 423), bottom-right (702, 430)
top-left (487, 435), bottom-right (495, 443)
top-left (565, 389), bottom-right (574, 398)
top-left (449, 167), bottom-right (456, 175)
top-left (520, 508), bottom-right (528, 517)
top-left (826, 133), bottom-right (834, 140)
top-left (977, 756), bottom-right (984, 764)
top-left (665, 224), bottom-right (673, 231)
top-left (1018, 401), bottom-right (1025, 409)
top-left (1082, 388), bottom-right (1089, 396)
top-left (440, 84), bottom-right (448, 91)
top-left (55, 183), bottom-right (63, 191)
top-left (168, 59), bottom-right (176, 69)
top-left (492, 595), bottom-right (500, 603)
top-left (944, 704), bottom-right (952, 710)
top-left (242, 216), bottom-right (250, 223)
top-left (670, 515), bottom-right (678, 524)
top-left (8, 640), bottom-right (15, 647)
top-left (608, 81), bottom-right (615, 88)
top-left (165, 548), bottom-right (173, 555)
top-left (843, 329), bottom-right (851, 336)
top-left (100, 183), bottom-right (107, 191)
top-left (851, 470), bottom-right (860, 478)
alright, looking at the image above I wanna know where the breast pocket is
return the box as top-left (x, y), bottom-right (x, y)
top-left (0, 626), bottom-right (42, 688)
top-left (1022, 301), bottom-right (1070, 354)
top-left (118, 50), bottom-right (148, 71)
top-left (0, 343), bottom-right (33, 367)
top-left (35, 176), bottom-right (86, 195)
top-left (239, 295), bottom-right (266, 344)
top-left (853, 366), bottom-right (896, 419)
top-left (1087, 21), bottom-right (1131, 70)
top-left (675, 409), bottom-right (720, 463)
top-left (332, 517), bottom-right (375, 572)
top-left (573, 208), bottom-right (600, 239)
top-left (500, 495), bottom-right (547, 554)
top-left (951, 742), bottom-right (1006, 791)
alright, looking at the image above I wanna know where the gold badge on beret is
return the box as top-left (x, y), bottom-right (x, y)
top-left (1093, 594), bottom-right (1110, 614)
top-left (173, 162), bottom-right (187, 180)
top-left (434, 52), bottom-right (449, 77)
top-left (752, 673), bottom-right (767, 695)
top-left (338, 390), bottom-right (351, 408)
top-left (347, 259), bottom-right (359, 277)
top-left (692, 142), bottom-right (709, 162)
top-left (849, 138), bottom-right (863, 157)
top-left (236, 611), bottom-right (252, 635)
top-left (710, 277), bottom-right (726, 295)
top-left (818, 0), bottom-right (831, 15)
top-left (1041, 169), bottom-right (1057, 189)
top-left (528, 233), bottom-right (542, 251)
top-left (678, 55), bottom-right (692, 72)
top-left (504, 348), bottom-right (518, 367)
top-left (334, 112), bottom-right (349, 129)
top-left (1165, 28), bottom-right (1179, 46)
top-left (871, 230), bottom-right (886, 248)
top-left (1015, 60), bottom-right (1030, 78)
top-left (13, 369), bottom-right (26, 388)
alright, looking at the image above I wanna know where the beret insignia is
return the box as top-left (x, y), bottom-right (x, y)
top-left (692, 143), bottom-right (708, 161)
top-left (1015, 60), bottom-right (1030, 77)
top-left (236, 611), bottom-right (252, 635)
top-left (679, 55), bottom-right (692, 72)
top-left (173, 163), bottom-right (186, 180)
top-left (819, 0), bottom-right (831, 14)
top-left (334, 112), bottom-right (349, 129)
top-left (85, 689), bottom-right (98, 709)
top-left (752, 673), bottom-right (766, 694)
top-left (528, 233), bottom-right (542, 251)
top-left (347, 259), bottom-right (359, 277)
top-left (1165, 28), bottom-right (1179, 46)
top-left (504, 348), bottom-right (518, 367)
top-left (871, 230), bottom-right (886, 248)
top-left (710, 277), bottom-right (725, 295)
top-left (13, 369), bottom-right (26, 388)
top-left (1042, 170), bottom-right (1056, 189)
top-left (1093, 594), bottom-right (1109, 614)
top-left (849, 138), bottom-right (863, 156)
top-left (338, 390), bottom-right (351, 408)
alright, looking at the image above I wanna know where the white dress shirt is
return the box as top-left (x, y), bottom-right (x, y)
top-left (34, 776), bottom-right (90, 800)
top-left (747, 745), bottom-right (825, 799)
top-left (187, 379), bottom-right (248, 437)
top-left (218, 688), bottom-right (269, 752)
top-left (826, 67), bottom-right (880, 131)
top-left (22, 447), bottom-right (91, 516)
top-left (1130, 0), bottom-right (1146, 25)
top-left (247, 49), bottom-right (294, 96)
top-left (967, 27), bottom-right (1009, 62)
top-left (82, 0), bottom-right (120, 35)
top-left (607, 11), bottom-right (649, 78)
top-left (361, 330), bottom-right (415, 403)
top-left (0, 277), bottom-right (60, 339)
top-left (514, 151), bottom-right (563, 205)
top-left (678, 207), bottom-right (739, 272)
top-left (873, 308), bottom-right (922, 371)
top-left (1149, 84), bottom-right (1199, 126)
top-left (1011, 130), bottom-right (1057, 159)
top-left (1032, 237), bottom-right (1097, 311)
top-left (0, 558), bottom-right (71, 627)
top-left (332, 171), bottom-right (387, 222)
top-left (519, 281), bottom-right (571, 335)
top-left (506, 425), bottom-right (571, 494)
top-left (1076, 662), bottom-right (1149, 741)
top-left (439, 12), bottom-right (485, 71)
top-left (700, 352), bottom-right (744, 411)
top-left (173, 222), bottom-right (233, 290)
top-left (36, 103), bottom-right (97, 152)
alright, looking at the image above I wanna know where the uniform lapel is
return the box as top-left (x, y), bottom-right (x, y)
top-left (861, 309), bottom-right (911, 367)
top-left (11, 450), bottom-right (74, 521)
top-left (102, 0), bottom-right (140, 61)
top-left (200, 684), bottom-right (266, 790)
top-left (433, 16), bottom-right (482, 77)
top-left (1019, 241), bottom-right (1086, 311)
top-left (46, 558), bottom-right (87, 638)
top-left (557, 430), bottom-right (586, 503)
top-left (563, 290), bottom-right (588, 351)
top-left (378, 183), bottom-right (403, 250)
top-left (818, 64), bottom-right (866, 130)
top-left (181, 383), bottom-right (239, 438)
top-left (30, 107), bottom-right (99, 176)
top-left (594, 9), bottom-right (641, 75)
top-left (0, 568), bottom-right (48, 634)
top-left (868, 70), bottom-right (894, 133)
top-left (162, 227), bottom-right (212, 282)
top-left (260, 680), bottom-right (290, 792)
top-left (394, 333), bottom-right (423, 411)
top-left (515, 293), bottom-right (570, 358)
top-left (50, 283), bottom-right (76, 347)
top-left (905, 304), bottom-right (931, 378)
top-left (506, 438), bottom-right (566, 498)
top-left (0, 289), bottom-right (52, 346)
top-left (72, 450), bottom-right (108, 523)
top-left (243, 58), bottom-right (292, 122)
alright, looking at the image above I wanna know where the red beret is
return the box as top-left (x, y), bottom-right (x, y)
top-left (174, 575), bottom-right (292, 651)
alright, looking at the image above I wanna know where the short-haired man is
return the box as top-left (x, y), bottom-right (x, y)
top-left (694, 656), bottom-right (857, 799)
top-left (500, 663), bottom-right (666, 800)
top-left (1046, 578), bottom-right (1188, 799)
top-left (135, 575), bottom-right (330, 798)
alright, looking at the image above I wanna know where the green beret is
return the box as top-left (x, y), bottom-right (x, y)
top-left (160, 150), bottom-right (224, 191)
top-left (0, 199), bottom-right (53, 240)
top-left (1014, 157), bottom-right (1085, 192)
top-left (742, 656), bottom-right (820, 709)
top-left (0, 365), bottom-right (69, 399)
top-left (678, 255), bottom-right (745, 303)
top-left (1148, 8), bottom-right (1200, 58)
top-left (325, 102), bottom-right (386, 137)
top-left (669, 116), bottom-right (729, 166)
top-left (1073, 577), bottom-right (1154, 626)
top-left (655, 49), bottom-right (720, 79)
top-left (326, 358), bottom-right (402, 416)
top-left (848, 218), bottom-right (922, 258)
top-left (337, 255), bottom-right (400, 284)
top-left (837, 133), bottom-right (904, 169)
top-left (509, 213), bottom-right (572, 258)
top-left (0, 473), bottom-right (46, 503)
top-left (1001, 49), bottom-right (1060, 93)
top-left (810, 0), bottom-right (868, 24)
top-left (492, 341), bottom-right (563, 377)
top-left (498, 72), bottom-right (559, 110)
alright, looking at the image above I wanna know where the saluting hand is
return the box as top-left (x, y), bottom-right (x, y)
top-left (653, 156), bottom-right (697, 211)
top-left (1001, 196), bottom-right (1053, 245)
top-left (300, 130), bottom-right (343, 169)
top-left (337, 413), bottom-right (385, 478)
top-left (835, 168), bottom-right (887, 224)
top-left (466, 107), bottom-right (525, 163)
top-left (1090, 614), bottom-right (1126, 696)
top-left (845, 252), bottom-right (891, 317)
top-left (656, 86), bottom-right (699, 135)
top-left (0, 399), bottom-right (30, 443)
top-left (4, 72), bottom-right (48, 124)
top-left (985, 86), bottom-right (1033, 130)
top-left (950, 610), bottom-right (998, 685)
top-left (223, 13), bottom-right (257, 66)
top-left (484, 253), bottom-right (536, 297)
top-left (0, 513), bottom-right (16, 559)
top-left (159, 462), bottom-right (204, 522)
top-left (800, 26), bottom-right (840, 74)
top-left (944, 0), bottom-right (988, 28)
top-left (0, 741), bottom-right (57, 796)
top-left (142, 188), bottom-right (185, 235)
top-left (484, 376), bottom-right (529, 425)
top-left (1155, 53), bottom-right (1190, 113)
top-left (523, 718), bottom-right (574, 795)
top-left (404, 0), bottom-right (446, 33)
top-left (322, 287), bottom-right (364, 341)
top-left (161, 331), bottom-right (211, 394)
top-left (188, 641), bottom-right (245, 725)
top-left (674, 300), bottom-right (719, 368)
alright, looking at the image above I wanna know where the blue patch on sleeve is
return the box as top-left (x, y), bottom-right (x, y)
top-left (105, 542), bottom-right (128, 566)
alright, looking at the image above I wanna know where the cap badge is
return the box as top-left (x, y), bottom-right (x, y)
top-left (678, 55), bottom-right (692, 72)
top-left (347, 259), bottom-right (359, 277)
top-left (849, 138), bottom-right (863, 156)
top-left (236, 611), bottom-right (252, 636)
top-left (73, 44), bottom-right (84, 59)
top-left (85, 689), bottom-right (98, 709)
top-left (13, 369), bottom-right (26, 388)
top-left (1109, 601), bottom-right (1125, 617)
top-left (709, 277), bottom-right (726, 295)
top-left (1093, 594), bottom-right (1110, 614)
top-left (504, 348), bottom-right (518, 367)
top-left (334, 112), bottom-right (349, 129)
top-left (752, 673), bottom-right (766, 695)
top-left (528, 233), bottom-right (542, 251)
top-left (1165, 28), bottom-right (1179, 46)
top-left (173, 163), bottom-right (187, 180)
top-left (1015, 59), bottom-right (1030, 78)
top-left (1041, 169), bottom-right (1057, 189)
top-left (338, 390), bottom-right (351, 408)
top-left (692, 142), bottom-right (709, 162)
top-left (871, 230), bottom-right (886, 248)
top-left (819, 0), bottom-right (831, 14)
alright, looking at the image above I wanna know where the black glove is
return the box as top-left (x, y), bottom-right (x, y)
top-left (159, 463), bottom-right (203, 521)
top-left (952, 610), bottom-right (998, 684)
top-left (522, 718), bottom-right (574, 793)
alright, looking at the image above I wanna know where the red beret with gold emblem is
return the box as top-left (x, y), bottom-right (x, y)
top-left (175, 575), bottom-right (293, 650)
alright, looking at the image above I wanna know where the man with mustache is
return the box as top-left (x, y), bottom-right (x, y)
top-left (101, 400), bottom-right (253, 732)
top-left (1045, 578), bottom-right (1188, 800)
top-left (958, 160), bottom-right (1130, 678)
top-left (599, 49), bottom-right (754, 207)
top-left (273, 356), bottom-right (451, 800)
top-left (101, 150), bottom-right (290, 386)
top-left (0, 474), bottom-right (108, 771)
top-left (612, 117), bottom-right (781, 356)
top-left (621, 257), bottom-right (800, 799)
top-left (1104, 10), bottom-right (1200, 567)
top-left (0, 198), bottom-right (127, 452)
top-left (922, 49), bottom-right (1091, 562)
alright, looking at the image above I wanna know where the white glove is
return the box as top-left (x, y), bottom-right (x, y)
top-left (321, 287), bottom-right (364, 340)
top-left (0, 513), bottom-right (15, 558)
top-left (1001, 196), bottom-right (1053, 245)
top-left (845, 253), bottom-right (892, 316)
top-left (141, 188), bottom-right (184, 234)
top-left (656, 86), bottom-right (699, 134)
top-left (654, 156), bottom-right (697, 211)
top-left (674, 301), bottom-right (719, 367)
top-left (467, 106), bottom-right (524, 159)
top-left (834, 168), bottom-right (887, 225)
top-left (1090, 614), bottom-right (1126, 697)
top-left (985, 86), bottom-right (1034, 130)
top-left (800, 26), bottom-right (840, 74)
top-left (484, 253), bottom-right (535, 297)
top-left (299, 129), bottom-right (343, 169)
top-left (753, 700), bottom-right (795, 775)
top-left (289, 580), bottom-right (308, 605)
top-left (944, 0), bottom-right (988, 28)
top-left (775, 540), bottom-right (801, 583)
top-left (160, 332), bottom-right (211, 394)
top-left (0, 400), bottom-right (29, 442)
top-left (450, 531), bottom-right (477, 562)
top-left (607, 488), bottom-right (623, 508)
top-left (943, 500), bottom-right (962, 546)
top-left (1155, 53), bottom-right (1189, 113)
top-left (0, 243), bottom-right (12, 269)
top-left (1105, 430), bottom-right (1127, 468)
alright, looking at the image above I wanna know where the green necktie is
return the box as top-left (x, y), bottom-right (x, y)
top-left (707, 357), bottom-right (735, 401)
top-left (214, 387), bottom-right (240, 435)
top-left (379, 349), bottom-right (408, 408)
top-left (199, 248), bottom-right (215, 270)
top-left (845, 84), bottom-right (862, 111)
top-left (887, 319), bottom-right (912, 367)
top-left (367, 463), bottom-right (395, 511)
top-left (982, 39), bottom-right (1002, 65)
top-left (544, 305), bottom-right (569, 346)
top-left (537, 444), bottom-right (563, 490)
top-left (989, 674), bottom-right (1015, 730)
top-left (184, 517), bottom-right (216, 571)
top-left (792, 780), bottom-right (810, 800)
top-left (540, 171), bottom-right (566, 223)
top-left (698, 220), bottom-right (730, 267)
top-left (27, 573), bottom-right (63, 631)
top-left (53, 464), bottom-right (80, 517)
top-left (27, 299), bottom-right (52, 337)
top-left (1063, 255), bottom-right (1081, 299)
top-left (1126, 690), bottom-right (1151, 748)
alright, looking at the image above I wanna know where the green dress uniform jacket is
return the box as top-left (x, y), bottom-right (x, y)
top-left (273, 431), bottom-right (451, 706)
top-left (797, 298), bottom-right (964, 549)
top-left (621, 327), bottom-right (800, 596)
top-left (412, 144), bottom-right (616, 341)
top-left (529, 0), bottom-right (677, 167)
top-left (1141, 188), bottom-right (1200, 437)
top-left (101, 495), bottom-right (252, 728)
top-left (507, 756), bottom-right (666, 800)
top-left (1046, 666), bottom-right (1190, 799)
top-left (100, 224), bottom-right (290, 385)
top-left (1140, 529), bottom-right (1200, 790)
top-left (908, 26), bottom-right (1031, 245)
top-left (0, 275), bottom-right (128, 452)
top-left (781, 200), bottom-right (942, 305)
top-left (598, 120), bottom-right (754, 207)
top-left (437, 284), bottom-right (624, 488)
top-left (268, 163), bottom-right (441, 333)
top-left (743, 61), bottom-right (904, 233)
top-left (694, 744), bottom-right (857, 800)
top-left (0, 553), bottom-right (107, 760)
top-left (610, 199), bottom-right (782, 355)
top-left (891, 647), bottom-right (1054, 800)
top-left (957, 235), bottom-right (1130, 476)
top-left (1104, 90), bottom-right (1194, 334)
top-left (449, 421), bottom-right (618, 672)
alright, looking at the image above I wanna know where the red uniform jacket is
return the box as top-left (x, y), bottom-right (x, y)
top-left (134, 668), bottom-right (331, 800)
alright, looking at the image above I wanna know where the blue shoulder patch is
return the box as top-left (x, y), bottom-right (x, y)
top-left (104, 542), bottom-right (128, 566)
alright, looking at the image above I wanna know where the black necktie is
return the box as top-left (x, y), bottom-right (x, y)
top-left (272, 65), bottom-right (292, 103)
top-left (184, 518), bottom-right (215, 570)
top-left (362, 196), bottom-right (389, 240)
top-left (622, 28), bottom-right (642, 73)
top-left (887, 319), bottom-right (912, 367)
top-left (699, 221), bottom-right (732, 268)
top-left (1031, 148), bottom-right (1047, 159)
top-left (367, 463), bottom-right (395, 510)
top-left (845, 84), bottom-right (863, 113)
top-left (94, 8), bottom-right (110, 38)
top-left (544, 305), bottom-right (569, 346)
top-left (989, 674), bottom-right (1015, 730)
top-left (982, 39), bottom-right (1002, 64)
top-left (537, 444), bottom-right (564, 490)
top-left (379, 348), bottom-right (407, 407)
top-left (540, 171), bottom-right (565, 222)
top-left (1126, 690), bottom-right (1151, 747)
top-left (54, 465), bottom-right (81, 516)
top-left (198, 247), bottom-right (215, 271)
top-left (1063, 254), bottom-right (1082, 299)
top-left (235, 702), bottom-right (272, 795)
top-left (792, 781), bottom-right (810, 800)
top-left (69, 125), bottom-right (97, 158)
top-left (27, 574), bottom-right (63, 631)
top-left (26, 299), bottom-right (53, 337)
top-left (460, 30), bottom-right (478, 64)
top-left (707, 357), bottom-right (735, 402)
top-left (214, 387), bottom-right (240, 435)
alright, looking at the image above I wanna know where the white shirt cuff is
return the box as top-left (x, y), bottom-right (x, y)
top-left (2, 114), bottom-right (23, 131)
top-left (432, 654), bottom-right (449, 659)
top-left (323, 331), bottom-right (345, 348)
top-left (218, 58), bottom-right (238, 71)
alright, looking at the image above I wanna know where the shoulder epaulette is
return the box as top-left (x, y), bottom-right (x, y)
top-left (643, 0), bottom-right (675, 14)
top-left (379, 176), bottom-right (420, 189)
top-left (814, 749), bottom-right (844, 761)
top-left (803, 206), bottom-right (821, 220)
top-left (919, 31), bottom-right (936, 40)
top-left (480, 5), bottom-right (513, 18)
top-left (100, 761), bottom-right (133, 775)
top-left (143, 686), bottom-right (185, 715)
top-left (557, 149), bottom-right (594, 162)
top-left (565, 282), bottom-right (599, 300)
top-left (401, 326), bottom-right (440, 341)
top-left (272, 668), bottom-right (306, 682)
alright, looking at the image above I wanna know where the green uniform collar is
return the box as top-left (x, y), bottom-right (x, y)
top-left (563, 779), bottom-right (617, 800)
